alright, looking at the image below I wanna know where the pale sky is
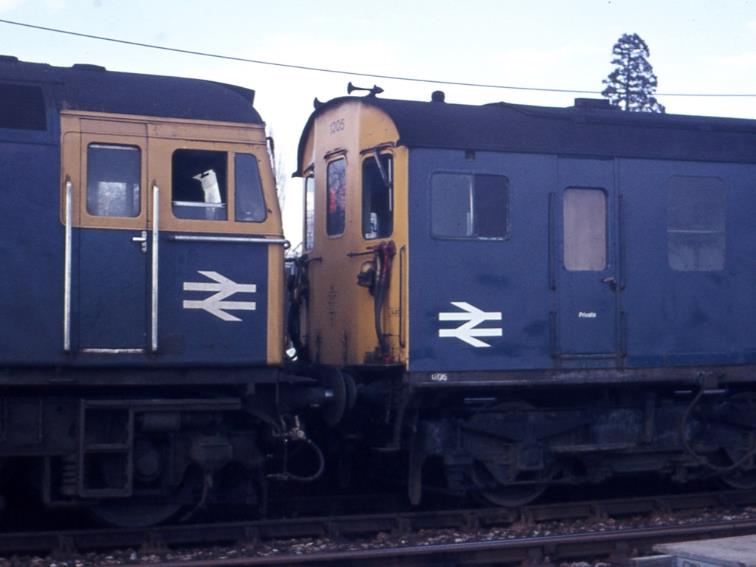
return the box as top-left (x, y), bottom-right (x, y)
top-left (2, 0), bottom-right (755, 246)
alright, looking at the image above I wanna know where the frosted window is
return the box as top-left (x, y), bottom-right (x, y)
top-left (86, 144), bottom-right (140, 217)
top-left (563, 188), bottom-right (606, 271)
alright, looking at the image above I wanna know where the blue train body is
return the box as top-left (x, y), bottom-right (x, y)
top-left (0, 58), bottom-right (334, 526)
top-left (295, 92), bottom-right (756, 505)
top-left (0, 58), bottom-right (281, 372)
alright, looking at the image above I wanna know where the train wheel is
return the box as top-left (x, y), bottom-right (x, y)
top-left (721, 469), bottom-right (756, 490)
top-left (475, 482), bottom-right (549, 507)
top-left (90, 500), bottom-right (181, 528)
top-left (472, 466), bottom-right (552, 507)
top-left (720, 392), bottom-right (756, 490)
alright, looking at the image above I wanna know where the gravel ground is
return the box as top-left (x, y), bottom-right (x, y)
top-left (2, 506), bottom-right (755, 566)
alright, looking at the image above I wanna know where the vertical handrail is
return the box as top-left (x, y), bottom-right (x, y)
top-left (63, 178), bottom-right (73, 353)
top-left (548, 192), bottom-right (557, 290)
top-left (399, 245), bottom-right (406, 348)
top-left (151, 183), bottom-right (159, 352)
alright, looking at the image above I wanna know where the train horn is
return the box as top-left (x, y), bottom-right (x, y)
top-left (347, 82), bottom-right (384, 97)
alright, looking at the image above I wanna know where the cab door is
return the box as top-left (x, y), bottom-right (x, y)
top-left (65, 121), bottom-right (151, 353)
top-left (555, 158), bottom-right (620, 359)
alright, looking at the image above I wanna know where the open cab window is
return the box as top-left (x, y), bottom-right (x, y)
top-left (172, 149), bottom-right (228, 221)
top-left (362, 153), bottom-right (393, 240)
top-left (169, 148), bottom-right (268, 225)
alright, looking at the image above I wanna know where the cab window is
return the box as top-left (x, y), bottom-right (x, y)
top-left (234, 153), bottom-right (266, 222)
top-left (362, 154), bottom-right (392, 239)
top-left (304, 173), bottom-right (315, 251)
top-left (172, 149), bottom-right (228, 221)
top-left (86, 143), bottom-right (141, 217)
top-left (326, 158), bottom-right (346, 236)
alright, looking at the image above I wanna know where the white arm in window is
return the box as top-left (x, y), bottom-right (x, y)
top-left (193, 169), bottom-right (222, 204)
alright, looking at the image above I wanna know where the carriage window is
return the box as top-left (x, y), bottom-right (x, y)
top-left (86, 144), bottom-right (141, 217)
top-left (172, 149), bottom-right (228, 221)
top-left (235, 153), bottom-right (266, 222)
top-left (304, 174), bottom-right (315, 251)
top-left (668, 176), bottom-right (726, 271)
top-left (362, 154), bottom-right (393, 239)
top-left (563, 188), bottom-right (606, 271)
top-left (326, 158), bottom-right (346, 236)
top-left (431, 173), bottom-right (509, 239)
top-left (0, 84), bottom-right (46, 130)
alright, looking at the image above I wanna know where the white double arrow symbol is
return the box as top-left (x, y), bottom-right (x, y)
top-left (438, 301), bottom-right (502, 348)
top-left (183, 271), bottom-right (256, 322)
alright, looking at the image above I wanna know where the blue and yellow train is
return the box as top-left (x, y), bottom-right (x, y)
top-left (3, 56), bottom-right (756, 524)
top-left (293, 88), bottom-right (756, 505)
top-left (0, 57), bottom-right (336, 526)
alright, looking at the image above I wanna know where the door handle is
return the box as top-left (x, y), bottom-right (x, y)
top-left (131, 230), bottom-right (148, 253)
top-left (601, 275), bottom-right (617, 289)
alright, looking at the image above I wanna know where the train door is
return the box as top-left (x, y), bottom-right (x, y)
top-left (555, 158), bottom-right (620, 359)
top-left (63, 121), bottom-right (151, 353)
top-left (148, 136), bottom-right (276, 364)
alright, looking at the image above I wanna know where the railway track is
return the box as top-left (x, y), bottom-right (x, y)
top-left (5, 488), bottom-right (756, 565)
top-left (116, 519), bottom-right (756, 566)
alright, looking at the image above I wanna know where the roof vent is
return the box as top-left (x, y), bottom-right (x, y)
top-left (0, 55), bottom-right (19, 64)
top-left (431, 90), bottom-right (446, 103)
top-left (72, 63), bottom-right (106, 72)
top-left (573, 98), bottom-right (612, 110)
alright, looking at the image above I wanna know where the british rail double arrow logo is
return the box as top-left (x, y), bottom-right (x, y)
top-left (182, 271), bottom-right (256, 322)
top-left (438, 301), bottom-right (503, 348)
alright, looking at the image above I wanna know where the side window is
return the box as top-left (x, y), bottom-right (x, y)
top-left (86, 144), bottom-right (141, 217)
top-left (431, 173), bottom-right (509, 239)
top-left (304, 173), bottom-right (315, 251)
top-left (0, 84), bottom-right (46, 130)
top-left (234, 153), bottom-right (266, 222)
top-left (172, 149), bottom-right (227, 221)
top-left (326, 158), bottom-right (346, 236)
top-left (667, 176), bottom-right (726, 271)
top-left (563, 187), bottom-right (607, 271)
top-left (362, 153), bottom-right (393, 239)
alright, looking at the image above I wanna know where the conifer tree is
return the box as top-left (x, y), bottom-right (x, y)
top-left (602, 33), bottom-right (665, 113)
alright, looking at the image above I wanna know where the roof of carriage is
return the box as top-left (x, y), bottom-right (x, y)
top-left (0, 56), bottom-right (262, 124)
top-left (297, 92), bottom-right (756, 170)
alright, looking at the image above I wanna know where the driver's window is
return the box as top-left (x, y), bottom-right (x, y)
top-left (171, 149), bottom-right (228, 221)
